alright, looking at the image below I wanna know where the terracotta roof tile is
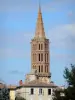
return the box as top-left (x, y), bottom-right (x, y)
top-left (0, 83), bottom-right (5, 89)
top-left (7, 85), bottom-right (17, 90)
top-left (17, 80), bottom-right (57, 88)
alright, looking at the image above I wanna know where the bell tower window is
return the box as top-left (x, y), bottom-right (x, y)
top-left (47, 53), bottom-right (48, 62)
top-left (39, 54), bottom-right (40, 61)
top-left (45, 65), bottom-right (46, 72)
top-left (41, 53), bottom-right (43, 61)
top-left (41, 44), bottom-right (43, 50)
top-left (39, 66), bottom-right (40, 72)
top-left (41, 65), bottom-right (43, 72)
top-left (47, 65), bottom-right (48, 72)
top-left (39, 44), bottom-right (40, 50)
top-left (45, 54), bottom-right (46, 62)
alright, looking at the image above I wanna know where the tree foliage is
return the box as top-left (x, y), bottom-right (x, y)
top-left (53, 89), bottom-right (65, 100)
top-left (15, 96), bottom-right (26, 100)
top-left (0, 86), bottom-right (9, 100)
top-left (53, 64), bottom-right (75, 100)
top-left (64, 64), bottom-right (75, 100)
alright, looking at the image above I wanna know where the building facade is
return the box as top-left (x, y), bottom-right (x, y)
top-left (8, 85), bottom-right (16, 100)
top-left (16, 85), bottom-right (55, 100)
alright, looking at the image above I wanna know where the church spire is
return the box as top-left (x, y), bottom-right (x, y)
top-left (35, 3), bottom-right (45, 38)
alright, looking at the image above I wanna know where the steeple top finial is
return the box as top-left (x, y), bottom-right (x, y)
top-left (39, 0), bottom-right (41, 12)
top-left (35, 1), bottom-right (45, 38)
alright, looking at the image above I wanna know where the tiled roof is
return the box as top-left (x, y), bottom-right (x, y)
top-left (0, 82), bottom-right (16, 90)
top-left (7, 85), bottom-right (16, 90)
top-left (17, 79), bottom-right (57, 88)
top-left (0, 83), bottom-right (5, 89)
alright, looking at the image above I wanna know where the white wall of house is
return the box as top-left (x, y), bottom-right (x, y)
top-left (16, 87), bottom-right (54, 100)
top-left (10, 90), bottom-right (15, 100)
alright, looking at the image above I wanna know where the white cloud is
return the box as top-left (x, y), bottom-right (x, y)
top-left (48, 24), bottom-right (75, 49)
top-left (48, 24), bottom-right (75, 64)
top-left (0, 31), bottom-right (33, 59)
top-left (0, 31), bottom-right (33, 45)
top-left (0, 48), bottom-right (30, 58)
top-left (49, 24), bottom-right (75, 85)
top-left (9, 70), bottom-right (23, 75)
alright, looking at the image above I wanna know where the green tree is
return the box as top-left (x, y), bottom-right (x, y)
top-left (0, 87), bottom-right (9, 100)
top-left (53, 89), bottom-right (65, 100)
top-left (64, 64), bottom-right (75, 100)
top-left (2, 87), bottom-right (9, 100)
top-left (15, 93), bottom-right (26, 100)
top-left (53, 64), bottom-right (75, 100)
top-left (15, 96), bottom-right (26, 100)
top-left (0, 89), bottom-right (3, 100)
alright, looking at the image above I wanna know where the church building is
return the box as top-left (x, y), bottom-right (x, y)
top-left (15, 4), bottom-right (57, 100)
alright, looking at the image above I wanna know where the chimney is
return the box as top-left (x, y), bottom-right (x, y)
top-left (19, 80), bottom-right (23, 86)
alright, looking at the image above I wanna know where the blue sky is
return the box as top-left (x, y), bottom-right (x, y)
top-left (0, 0), bottom-right (75, 86)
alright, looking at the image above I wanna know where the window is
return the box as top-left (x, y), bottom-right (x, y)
top-left (39, 44), bottom-right (40, 50)
top-left (31, 88), bottom-right (34, 95)
top-left (41, 44), bottom-right (43, 50)
top-left (39, 54), bottom-right (40, 61)
top-left (45, 65), bottom-right (46, 72)
top-left (41, 65), bottom-right (43, 72)
top-left (46, 54), bottom-right (47, 62)
top-left (45, 53), bottom-right (48, 62)
top-left (47, 66), bottom-right (48, 72)
top-left (39, 66), bottom-right (40, 72)
top-left (39, 88), bottom-right (42, 95)
top-left (47, 53), bottom-right (48, 62)
top-left (41, 53), bottom-right (43, 61)
top-left (45, 44), bottom-right (46, 49)
top-left (48, 89), bottom-right (51, 95)
top-left (45, 54), bottom-right (46, 62)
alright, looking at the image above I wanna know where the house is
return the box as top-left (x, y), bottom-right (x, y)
top-left (8, 85), bottom-right (16, 100)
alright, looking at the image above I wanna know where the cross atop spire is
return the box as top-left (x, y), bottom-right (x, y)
top-left (35, 2), bottom-right (45, 38)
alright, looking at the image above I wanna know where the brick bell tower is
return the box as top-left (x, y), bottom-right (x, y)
top-left (31, 4), bottom-right (51, 82)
